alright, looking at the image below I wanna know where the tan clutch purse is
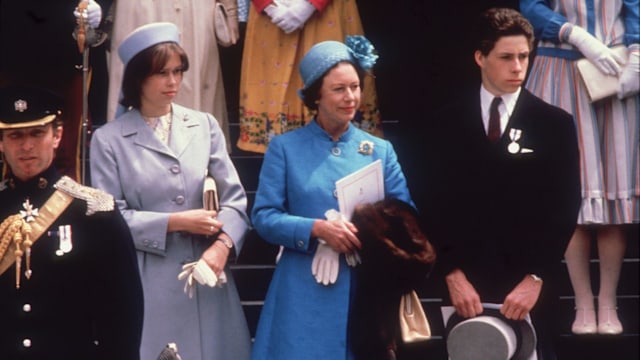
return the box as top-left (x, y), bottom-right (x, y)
top-left (203, 175), bottom-right (219, 212)
top-left (575, 45), bottom-right (628, 102)
top-left (399, 290), bottom-right (432, 343)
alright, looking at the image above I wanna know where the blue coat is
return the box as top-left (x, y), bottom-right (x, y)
top-left (251, 120), bottom-right (413, 359)
top-left (90, 104), bottom-right (252, 360)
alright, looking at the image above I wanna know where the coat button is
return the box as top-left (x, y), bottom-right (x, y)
top-left (170, 164), bottom-right (181, 174)
top-left (22, 304), bottom-right (31, 312)
top-left (297, 240), bottom-right (304, 248)
top-left (175, 195), bottom-right (185, 205)
top-left (331, 147), bottom-right (341, 156)
top-left (152, 241), bottom-right (159, 249)
top-left (143, 239), bottom-right (150, 246)
top-left (22, 338), bottom-right (32, 348)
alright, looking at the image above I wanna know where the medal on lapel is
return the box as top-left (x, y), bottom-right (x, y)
top-left (508, 128), bottom-right (522, 154)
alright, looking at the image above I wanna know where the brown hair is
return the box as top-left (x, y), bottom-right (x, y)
top-left (475, 8), bottom-right (534, 56)
top-left (120, 42), bottom-right (189, 110)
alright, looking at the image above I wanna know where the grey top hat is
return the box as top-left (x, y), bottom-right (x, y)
top-left (441, 304), bottom-right (537, 360)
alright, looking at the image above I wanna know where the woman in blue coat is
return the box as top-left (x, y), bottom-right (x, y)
top-left (90, 22), bottom-right (252, 360)
top-left (250, 36), bottom-right (414, 359)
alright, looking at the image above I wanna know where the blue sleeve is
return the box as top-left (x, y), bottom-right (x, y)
top-left (623, 0), bottom-right (640, 45)
top-left (520, 0), bottom-right (568, 43)
top-left (382, 140), bottom-right (415, 209)
top-left (251, 138), bottom-right (315, 252)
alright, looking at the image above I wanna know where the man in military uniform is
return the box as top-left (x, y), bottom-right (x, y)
top-left (0, 86), bottom-right (143, 359)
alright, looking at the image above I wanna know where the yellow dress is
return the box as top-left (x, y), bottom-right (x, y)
top-left (238, 0), bottom-right (382, 153)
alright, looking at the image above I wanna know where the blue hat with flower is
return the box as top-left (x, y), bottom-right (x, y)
top-left (118, 22), bottom-right (180, 68)
top-left (298, 35), bottom-right (378, 100)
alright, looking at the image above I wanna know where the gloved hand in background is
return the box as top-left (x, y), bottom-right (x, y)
top-left (617, 44), bottom-right (640, 99)
top-left (563, 23), bottom-right (625, 76)
top-left (73, 0), bottom-right (102, 28)
top-left (264, 0), bottom-right (316, 34)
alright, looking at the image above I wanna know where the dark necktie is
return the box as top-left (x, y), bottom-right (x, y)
top-left (488, 97), bottom-right (502, 142)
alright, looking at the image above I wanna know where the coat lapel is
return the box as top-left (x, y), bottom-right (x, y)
top-left (169, 105), bottom-right (200, 158)
top-left (121, 111), bottom-right (174, 158)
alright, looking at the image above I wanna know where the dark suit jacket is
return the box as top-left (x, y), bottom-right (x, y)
top-left (423, 87), bottom-right (581, 303)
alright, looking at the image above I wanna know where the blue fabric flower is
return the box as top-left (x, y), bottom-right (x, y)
top-left (346, 35), bottom-right (378, 71)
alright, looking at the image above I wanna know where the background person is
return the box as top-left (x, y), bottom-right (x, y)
top-left (89, 22), bottom-right (252, 360)
top-left (521, 0), bottom-right (639, 336)
top-left (237, 0), bottom-right (382, 153)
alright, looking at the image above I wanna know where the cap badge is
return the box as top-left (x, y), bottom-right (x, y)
top-left (14, 99), bottom-right (28, 112)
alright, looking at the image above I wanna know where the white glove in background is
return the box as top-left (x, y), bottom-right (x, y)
top-left (311, 241), bottom-right (339, 285)
top-left (269, 0), bottom-right (316, 34)
top-left (565, 24), bottom-right (624, 76)
top-left (617, 44), bottom-right (640, 99)
top-left (178, 259), bottom-right (228, 298)
top-left (73, 0), bottom-right (102, 28)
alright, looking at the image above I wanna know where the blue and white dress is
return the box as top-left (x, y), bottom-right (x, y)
top-left (522, 0), bottom-right (639, 224)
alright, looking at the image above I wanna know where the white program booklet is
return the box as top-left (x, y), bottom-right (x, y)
top-left (335, 159), bottom-right (384, 220)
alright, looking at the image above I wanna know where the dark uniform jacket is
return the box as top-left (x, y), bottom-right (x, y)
top-left (0, 166), bottom-right (143, 360)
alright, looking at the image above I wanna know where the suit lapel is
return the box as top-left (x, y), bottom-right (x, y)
top-left (122, 111), bottom-right (174, 158)
top-left (169, 105), bottom-right (199, 158)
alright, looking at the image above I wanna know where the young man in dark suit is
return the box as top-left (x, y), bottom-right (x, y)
top-left (422, 7), bottom-right (581, 359)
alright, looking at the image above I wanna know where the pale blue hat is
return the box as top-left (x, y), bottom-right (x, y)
top-left (118, 22), bottom-right (180, 68)
top-left (115, 22), bottom-right (180, 117)
top-left (298, 35), bottom-right (378, 100)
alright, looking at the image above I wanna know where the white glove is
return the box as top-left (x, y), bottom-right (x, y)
top-left (312, 241), bottom-right (339, 285)
top-left (269, 0), bottom-right (316, 34)
top-left (325, 209), bottom-right (361, 267)
top-left (566, 24), bottom-right (624, 76)
top-left (178, 259), bottom-right (227, 298)
top-left (74, 0), bottom-right (102, 28)
top-left (617, 44), bottom-right (640, 99)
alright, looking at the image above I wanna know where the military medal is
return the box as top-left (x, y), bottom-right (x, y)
top-left (508, 128), bottom-right (522, 154)
top-left (56, 225), bottom-right (73, 256)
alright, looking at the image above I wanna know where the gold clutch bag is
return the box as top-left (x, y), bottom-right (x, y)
top-left (399, 290), bottom-right (432, 343)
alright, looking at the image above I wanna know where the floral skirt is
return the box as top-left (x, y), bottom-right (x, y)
top-left (238, 0), bottom-right (382, 153)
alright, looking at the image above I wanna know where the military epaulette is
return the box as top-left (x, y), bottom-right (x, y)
top-left (54, 176), bottom-right (114, 215)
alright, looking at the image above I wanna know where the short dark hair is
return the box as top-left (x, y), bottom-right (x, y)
top-left (120, 42), bottom-right (189, 110)
top-left (300, 61), bottom-right (366, 110)
top-left (475, 8), bottom-right (534, 56)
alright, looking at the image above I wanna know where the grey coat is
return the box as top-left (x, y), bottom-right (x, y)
top-left (90, 104), bottom-right (251, 360)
